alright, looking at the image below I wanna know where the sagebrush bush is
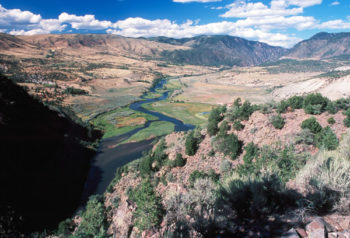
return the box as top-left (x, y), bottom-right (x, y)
top-left (296, 131), bottom-right (350, 214)
top-left (295, 129), bottom-right (315, 145)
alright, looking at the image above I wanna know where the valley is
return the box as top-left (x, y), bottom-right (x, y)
top-left (1, 32), bottom-right (350, 237)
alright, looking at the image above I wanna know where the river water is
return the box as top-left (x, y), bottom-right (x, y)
top-left (80, 79), bottom-right (195, 203)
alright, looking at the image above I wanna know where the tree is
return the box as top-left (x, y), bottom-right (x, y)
top-left (303, 93), bottom-right (329, 115)
top-left (217, 133), bottom-right (243, 160)
top-left (185, 131), bottom-right (198, 156)
top-left (270, 114), bottom-right (285, 129)
top-left (316, 126), bottom-right (339, 150)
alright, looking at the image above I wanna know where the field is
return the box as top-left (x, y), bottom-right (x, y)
top-left (92, 107), bottom-right (158, 139)
top-left (124, 121), bottom-right (175, 143)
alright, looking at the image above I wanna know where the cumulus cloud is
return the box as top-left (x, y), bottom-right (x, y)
top-left (0, 4), bottom-right (41, 27)
top-left (58, 13), bottom-right (112, 30)
top-left (109, 17), bottom-right (301, 47)
top-left (173, 0), bottom-right (221, 2)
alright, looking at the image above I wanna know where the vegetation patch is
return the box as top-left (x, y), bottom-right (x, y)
top-left (124, 121), bottom-right (174, 143)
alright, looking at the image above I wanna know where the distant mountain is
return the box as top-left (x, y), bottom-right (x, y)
top-left (285, 32), bottom-right (350, 60)
top-left (151, 35), bottom-right (287, 66)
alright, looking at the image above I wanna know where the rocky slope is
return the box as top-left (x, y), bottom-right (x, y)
top-left (96, 99), bottom-right (350, 238)
top-left (285, 32), bottom-right (350, 60)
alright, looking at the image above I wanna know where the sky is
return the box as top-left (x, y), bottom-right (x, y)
top-left (0, 0), bottom-right (350, 48)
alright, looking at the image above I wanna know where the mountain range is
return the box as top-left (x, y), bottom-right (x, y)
top-left (1, 32), bottom-right (350, 67)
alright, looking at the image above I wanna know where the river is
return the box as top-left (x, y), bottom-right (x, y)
top-left (80, 79), bottom-right (195, 204)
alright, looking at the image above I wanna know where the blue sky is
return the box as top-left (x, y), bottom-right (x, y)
top-left (0, 0), bottom-right (349, 47)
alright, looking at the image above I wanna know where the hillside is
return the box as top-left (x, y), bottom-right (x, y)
top-left (0, 75), bottom-right (101, 235)
top-left (285, 32), bottom-right (350, 60)
top-left (153, 35), bottom-right (287, 66)
top-left (61, 94), bottom-right (350, 238)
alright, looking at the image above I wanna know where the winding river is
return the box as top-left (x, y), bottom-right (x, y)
top-left (80, 79), bottom-right (195, 204)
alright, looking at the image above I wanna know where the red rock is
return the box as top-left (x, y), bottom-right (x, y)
top-left (306, 218), bottom-right (327, 238)
top-left (296, 227), bottom-right (307, 237)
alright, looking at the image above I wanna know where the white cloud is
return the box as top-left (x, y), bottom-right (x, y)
top-left (317, 19), bottom-right (350, 29)
top-left (330, 1), bottom-right (340, 6)
top-left (58, 13), bottom-right (112, 30)
top-left (287, 0), bottom-right (322, 8)
top-left (0, 4), bottom-right (41, 27)
top-left (221, 1), bottom-right (303, 18)
top-left (173, 0), bottom-right (221, 2)
top-left (109, 17), bottom-right (301, 47)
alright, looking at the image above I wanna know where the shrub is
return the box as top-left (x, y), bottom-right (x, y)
top-left (303, 93), bottom-right (330, 115)
top-left (220, 160), bottom-right (232, 174)
top-left (243, 142), bottom-right (259, 165)
top-left (57, 219), bottom-right (75, 237)
top-left (296, 139), bottom-right (350, 214)
top-left (301, 117), bottom-right (322, 134)
top-left (174, 153), bottom-right (187, 167)
top-left (207, 106), bottom-right (226, 136)
top-left (233, 120), bottom-right (244, 131)
top-left (207, 149), bottom-right (215, 157)
top-left (328, 117), bottom-right (336, 125)
top-left (237, 145), bottom-right (308, 183)
top-left (270, 114), bottom-right (285, 129)
top-left (344, 108), bottom-right (350, 127)
top-left (140, 154), bottom-right (153, 178)
top-left (189, 170), bottom-right (219, 187)
top-left (219, 174), bottom-right (299, 219)
top-left (64, 87), bottom-right (88, 95)
top-left (153, 139), bottom-right (168, 167)
top-left (226, 98), bottom-right (256, 122)
top-left (295, 129), bottom-right (315, 145)
top-left (287, 96), bottom-right (304, 109)
top-left (218, 120), bottom-right (230, 137)
top-left (185, 131), bottom-right (198, 156)
top-left (75, 195), bottom-right (107, 237)
top-left (216, 133), bottom-right (243, 160)
top-left (129, 180), bottom-right (164, 231)
top-left (316, 126), bottom-right (339, 150)
top-left (276, 100), bottom-right (289, 113)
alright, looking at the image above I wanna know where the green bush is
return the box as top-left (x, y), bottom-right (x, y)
top-left (233, 120), bottom-right (244, 131)
top-left (328, 117), bottom-right (336, 125)
top-left (301, 117), bottom-right (322, 134)
top-left (185, 131), bottom-right (199, 156)
top-left (189, 169), bottom-right (220, 187)
top-left (207, 106), bottom-right (226, 136)
top-left (243, 142), bottom-right (259, 165)
top-left (276, 100), bottom-right (289, 113)
top-left (219, 174), bottom-right (299, 219)
top-left (270, 114), bottom-right (285, 129)
top-left (316, 126), bottom-right (339, 150)
top-left (226, 98), bottom-right (257, 122)
top-left (129, 180), bottom-right (164, 231)
top-left (153, 139), bottom-right (168, 168)
top-left (75, 195), bottom-right (108, 238)
top-left (217, 133), bottom-right (243, 160)
top-left (344, 108), bottom-right (350, 127)
top-left (287, 96), bottom-right (304, 109)
top-left (140, 154), bottom-right (153, 178)
top-left (57, 218), bottom-right (75, 237)
top-left (218, 120), bottom-right (230, 137)
top-left (64, 87), bottom-right (88, 95)
top-left (303, 93), bottom-right (329, 115)
top-left (174, 153), bottom-right (187, 167)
